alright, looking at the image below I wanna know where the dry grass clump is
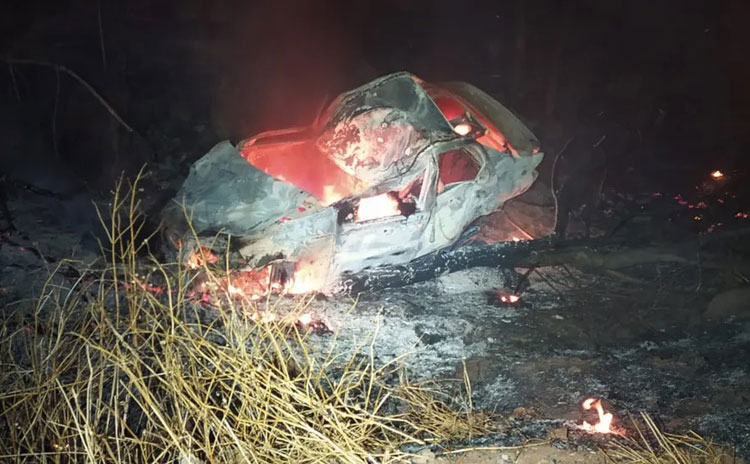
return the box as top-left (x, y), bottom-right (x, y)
top-left (609, 413), bottom-right (738, 464)
top-left (0, 172), bottom-right (488, 463)
top-left (395, 363), bottom-right (500, 443)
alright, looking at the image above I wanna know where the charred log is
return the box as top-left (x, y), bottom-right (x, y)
top-left (336, 228), bottom-right (750, 295)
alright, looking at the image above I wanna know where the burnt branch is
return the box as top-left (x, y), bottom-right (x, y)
top-left (336, 227), bottom-right (750, 295)
top-left (3, 57), bottom-right (134, 133)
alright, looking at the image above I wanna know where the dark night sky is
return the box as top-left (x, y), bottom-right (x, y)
top-left (1, 0), bottom-right (749, 193)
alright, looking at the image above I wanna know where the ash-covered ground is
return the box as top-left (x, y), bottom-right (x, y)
top-left (3, 179), bottom-right (750, 455)
top-left (277, 264), bottom-right (750, 454)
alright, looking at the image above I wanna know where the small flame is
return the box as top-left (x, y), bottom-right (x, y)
top-left (495, 290), bottom-right (521, 304)
top-left (356, 193), bottom-right (401, 222)
top-left (453, 123), bottom-right (472, 136)
top-left (285, 261), bottom-right (326, 294)
top-left (711, 170), bottom-right (724, 179)
top-left (581, 398), bottom-right (614, 434)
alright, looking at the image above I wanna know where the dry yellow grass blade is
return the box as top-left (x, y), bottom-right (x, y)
top-left (0, 169), bottom-right (510, 463)
top-left (394, 366), bottom-right (500, 443)
top-left (608, 413), bottom-right (738, 464)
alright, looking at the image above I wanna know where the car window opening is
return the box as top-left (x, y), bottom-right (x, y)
top-left (438, 149), bottom-right (481, 193)
top-left (337, 174), bottom-right (423, 224)
top-left (429, 90), bottom-right (512, 153)
top-left (432, 95), bottom-right (486, 138)
top-left (433, 96), bottom-right (465, 121)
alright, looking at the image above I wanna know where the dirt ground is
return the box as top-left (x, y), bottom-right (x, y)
top-left (418, 444), bottom-right (607, 464)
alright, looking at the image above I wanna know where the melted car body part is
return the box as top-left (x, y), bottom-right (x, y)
top-left (162, 73), bottom-right (544, 294)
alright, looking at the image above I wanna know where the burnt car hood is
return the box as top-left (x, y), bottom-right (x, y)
top-left (161, 141), bottom-right (315, 237)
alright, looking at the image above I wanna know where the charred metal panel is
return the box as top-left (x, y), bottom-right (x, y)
top-left (237, 207), bottom-right (337, 265)
top-left (162, 141), bottom-right (316, 236)
top-left (332, 209), bottom-right (431, 278)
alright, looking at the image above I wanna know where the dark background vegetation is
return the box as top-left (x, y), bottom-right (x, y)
top-left (1, 0), bottom-right (748, 211)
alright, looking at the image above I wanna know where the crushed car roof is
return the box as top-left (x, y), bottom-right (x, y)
top-left (313, 72), bottom-right (458, 185)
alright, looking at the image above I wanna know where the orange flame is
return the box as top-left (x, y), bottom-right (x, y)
top-left (356, 193), bottom-right (400, 222)
top-left (284, 260), bottom-right (326, 294)
top-left (495, 290), bottom-right (521, 304)
top-left (581, 398), bottom-right (614, 434)
top-left (711, 170), bottom-right (724, 179)
top-left (502, 294), bottom-right (520, 303)
top-left (453, 123), bottom-right (472, 136)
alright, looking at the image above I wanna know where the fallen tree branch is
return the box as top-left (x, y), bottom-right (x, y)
top-left (336, 227), bottom-right (750, 294)
top-left (3, 57), bottom-right (134, 133)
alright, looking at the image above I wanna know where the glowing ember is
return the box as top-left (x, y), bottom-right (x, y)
top-left (356, 192), bottom-right (401, 222)
top-left (453, 122), bottom-right (472, 136)
top-left (581, 398), bottom-right (614, 434)
top-left (220, 267), bottom-right (273, 301)
top-left (710, 170), bottom-right (724, 179)
top-left (494, 290), bottom-right (521, 304)
top-left (185, 245), bottom-right (218, 270)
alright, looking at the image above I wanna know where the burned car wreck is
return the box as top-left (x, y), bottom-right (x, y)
top-left (162, 72), bottom-right (543, 294)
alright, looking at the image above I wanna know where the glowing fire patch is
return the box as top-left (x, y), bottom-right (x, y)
top-left (322, 185), bottom-right (345, 206)
top-left (285, 261), bottom-right (326, 295)
top-left (453, 123), bottom-right (472, 136)
top-left (710, 170), bottom-right (724, 179)
top-left (493, 289), bottom-right (521, 305)
top-left (356, 193), bottom-right (400, 222)
top-left (581, 398), bottom-right (616, 434)
top-left (502, 294), bottom-right (520, 303)
top-left (186, 245), bottom-right (218, 270)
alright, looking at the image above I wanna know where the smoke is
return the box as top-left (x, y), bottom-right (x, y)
top-left (204, 1), bottom-right (375, 140)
